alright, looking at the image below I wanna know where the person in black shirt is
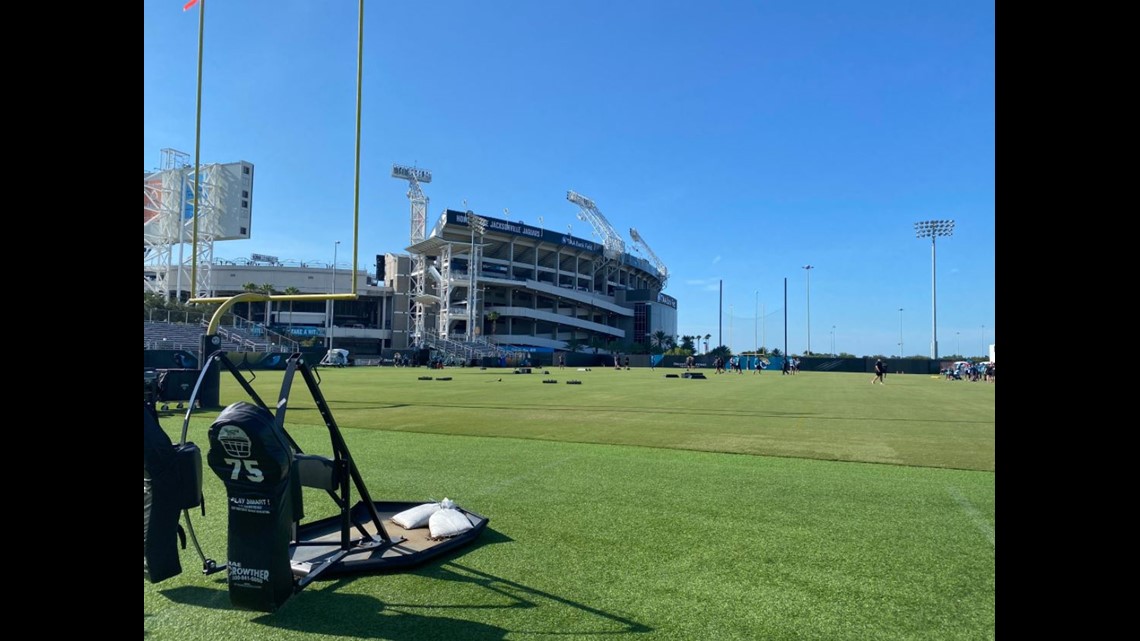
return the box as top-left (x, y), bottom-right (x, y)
top-left (871, 358), bottom-right (886, 384)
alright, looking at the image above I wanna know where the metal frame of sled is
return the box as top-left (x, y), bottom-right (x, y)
top-left (176, 349), bottom-right (488, 589)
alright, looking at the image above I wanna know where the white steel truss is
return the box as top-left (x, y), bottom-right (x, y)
top-left (144, 149), bottom-right (190, 298)
top-left (566, 190), bottom-right (625, 260)
top-left (437, 243), bottom-right (452, 338)
top-left (629, 227), bottom-right (669, 290)
top-left (143, 149), bottom-right (222, 299)
top-left (466, 213), bottom-right (488, 341)
top-left (566, 190), bottom-right (625, 286)
top-left (392, 164), bottom-right (432, 347)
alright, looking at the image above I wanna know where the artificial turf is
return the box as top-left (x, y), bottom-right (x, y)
top-left (144, 365), bottom-right (994, 640)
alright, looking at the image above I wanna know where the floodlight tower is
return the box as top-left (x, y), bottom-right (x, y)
top-left (144, 149), bottom-right (191, 298)
top-left (186, 162), bottom-right (224, 299)
top-left (392, 164), bottom-right (432, 347)
top-left (914, 219), bottom-right (955, 359)
top-left (466, 211), bottom-right (488, 341)
top-left (143, 149), bottom-right (225, 300)
top-left (567, 191), bottom-right (625, 288)
top-left (629, 227), bottom-right (669, 290)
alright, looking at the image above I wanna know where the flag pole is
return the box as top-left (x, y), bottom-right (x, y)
top-left (189, 0), bottom-right (205, 299)
top-left (351, 0), bottom-right (363, 295)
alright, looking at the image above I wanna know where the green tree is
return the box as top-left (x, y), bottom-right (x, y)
top-left (283, 286), bottom-right (301, 336)
top-left (710, 345), bottom-right (732, 359)
top-left (588, 334), bottom-right (607, 354)
top-left (650, 330), bottom-right (669, 354)
top-left (486, 311), bottom-right (501, 340)
top-left (703, 334), bottom-right (712, 354)
top-left (770, 347), bottom-right (782, 357)
top-left (565, 337), bottom-right (585, 353)
top-left (241, 282), bottom-right (260, 322)
top-left (260, 283), bottom-right (275, 325)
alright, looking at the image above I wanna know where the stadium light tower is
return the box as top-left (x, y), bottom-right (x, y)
top-left (802, 265), bottom-right (814, 354)
top-left (467, 212), bottom-right (488, 341)
top-left (914, 220), bottom-right (954, 359)
top-left (392, 163), bottom-right (432, 347)
top-left (329, 240), bottom-right (340, 351)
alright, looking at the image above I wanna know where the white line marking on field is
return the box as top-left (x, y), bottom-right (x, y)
top-left (948, 486), bottom-right (995, 548)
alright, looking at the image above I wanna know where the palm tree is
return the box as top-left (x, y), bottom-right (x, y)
top-left (283, 286), bottom-right (301, 336)
top-left (486, 311), bottom-right (500, 341)
top-left (588, 334), bottom-right (607, 354)
top-left (703, 334), bottom-right (712, 354)
top-left (680, 335), bottom-right (695, 353)
top-left (710, 345), bottom-right (732, 359)
top-left (260, 283), bottom-right (275, 325)
top-left (650, 330), bottom-right (669, 353)
top-left (242, 282), bottom-right (259, 322)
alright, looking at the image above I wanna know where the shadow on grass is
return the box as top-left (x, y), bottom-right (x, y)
top-left (158, 527), bottom-right (650, 638)
top-left (259, 588), bottom-right (510, 640)
top-left (396, 561), bottom-right (653, 636)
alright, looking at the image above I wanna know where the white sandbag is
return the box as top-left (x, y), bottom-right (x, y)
top-left (428, 508), bottom-right (474, 539)
top-left (390, 502), bottom-right (442, 529)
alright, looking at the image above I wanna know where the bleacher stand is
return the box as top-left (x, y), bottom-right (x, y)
top-left (144, 321), bottom-right (251, 351)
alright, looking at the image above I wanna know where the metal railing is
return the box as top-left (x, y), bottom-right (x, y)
top-left (421, 328), bottom-right (510, 362)
top-left (144, 316), bottom-right (298, 353)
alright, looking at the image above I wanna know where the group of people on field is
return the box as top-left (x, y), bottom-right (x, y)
top-left (943, 361), bottom-right (995, 382)
top-left (781, 357), bottom-right (800, 375)
top-left (713, 356), bottom-right (770, 374)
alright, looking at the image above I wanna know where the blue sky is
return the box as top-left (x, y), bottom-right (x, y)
top-left (144, 0), bottom-right (995, 359)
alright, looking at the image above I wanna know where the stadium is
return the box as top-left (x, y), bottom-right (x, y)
top-left (145, 157), bottom-right (677, 365)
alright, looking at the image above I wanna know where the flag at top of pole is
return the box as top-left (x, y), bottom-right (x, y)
top-left (183, 0), bottom-right (199, 11)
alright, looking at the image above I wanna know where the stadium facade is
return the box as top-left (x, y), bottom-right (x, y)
top-left (146, 207), bottom-right (677, 360)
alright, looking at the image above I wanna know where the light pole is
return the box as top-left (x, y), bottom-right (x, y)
top-left (754, 290), bottom-right (758, 353)
top-left (802, 265), bottom-right (814, 354)
top-left (831, 325), bottom-right (836, 355)
top-left (898, 307), bottom-right (904, 357)
top-left (914, 220), bottom-right (954, 359)
top-left (956, 331), bottom-right (961, 357)
top-left (981, 324), bottom-right (985, 359)
top-left (468, 212), bottom-right (488, 341)
top-left (329, 240), bottom-right (340, 351)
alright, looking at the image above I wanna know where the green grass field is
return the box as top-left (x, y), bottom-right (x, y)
top-left (145, 365), bottom-right (995, 640)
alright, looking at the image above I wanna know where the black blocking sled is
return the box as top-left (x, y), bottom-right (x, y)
top-left (143, 351), bottom-right (489, 612)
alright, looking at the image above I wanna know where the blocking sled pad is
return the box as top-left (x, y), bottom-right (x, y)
top-left (148, 350), bottom-right (488, 612)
